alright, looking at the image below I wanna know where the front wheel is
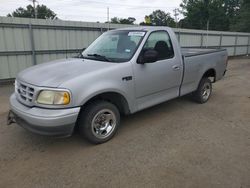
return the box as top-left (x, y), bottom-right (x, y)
top-left (192, 77), bottom-right (212, 104)
top-left (78, 101), bottom-right (120, 144)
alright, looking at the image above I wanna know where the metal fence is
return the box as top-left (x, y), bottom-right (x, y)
top-left (0, 16), bottom-right (250, 80)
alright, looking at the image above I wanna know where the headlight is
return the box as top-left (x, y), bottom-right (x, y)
top-left (37, 90), bottom-right (70, 105)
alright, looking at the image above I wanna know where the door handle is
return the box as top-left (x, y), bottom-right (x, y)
top-left (172, 65), bottom-right (180, 71)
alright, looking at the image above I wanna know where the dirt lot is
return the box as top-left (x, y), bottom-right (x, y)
top-left (0, 58), bottom-right (249, 188)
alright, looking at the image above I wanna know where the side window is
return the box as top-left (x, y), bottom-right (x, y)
top-left (143, 31), bottom-right (174, 60)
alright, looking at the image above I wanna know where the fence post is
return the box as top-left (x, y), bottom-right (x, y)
top-left (200, 33), bottom-right (204, 47)
top-left (247, 36), bottom-right (250, 56)
top-left (219, 34), bottom-right (223, 49)
top-left (233, 35), bottom-right (238, 56)
top-left (178, 30), bottom-right (181, 42)
top-left (28, 23), bottom-right (36, 65)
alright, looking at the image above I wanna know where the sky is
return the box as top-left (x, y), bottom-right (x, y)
top-left (0, 0), bottom-right (182, 23)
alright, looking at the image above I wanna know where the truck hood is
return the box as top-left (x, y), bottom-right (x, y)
top-left (17, 58), bottom-right (117, 87)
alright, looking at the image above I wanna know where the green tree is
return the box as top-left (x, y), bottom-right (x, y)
top-left (224, 0), bottom-right (242, 26)
top-left (208, 0), bottom-right (230, 31)
top-left (230, 0), bottom-right (250, 32)
top-left (110, 17), bottom-right (136, 24)
top-left (110, 17), bottom-right (120, 24)
top-left (140, 10), bottom-right (175, 27)
top-left (180, 0), bottom-right (230, 31)
top-left (7, 4), bottom-right (57, 19)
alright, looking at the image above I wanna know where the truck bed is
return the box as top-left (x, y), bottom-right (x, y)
top-left (181, 48), bottom-right (226, 57)
top-left (179, 47), bottom-right (228, 97)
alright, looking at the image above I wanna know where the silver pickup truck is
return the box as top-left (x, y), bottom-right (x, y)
top-left (8, 26), bottom-right (228, 144)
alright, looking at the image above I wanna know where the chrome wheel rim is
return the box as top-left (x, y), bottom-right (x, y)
top-left (202, 83), bottom-right (211, 101)
top-left (91, 109), bottom-right (116, 139)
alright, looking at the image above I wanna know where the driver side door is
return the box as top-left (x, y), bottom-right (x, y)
top-left (132, 30), bottom-right (183, 110)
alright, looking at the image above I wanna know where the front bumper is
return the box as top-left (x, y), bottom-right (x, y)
top-left (9, 94), bottom-right (80, 137)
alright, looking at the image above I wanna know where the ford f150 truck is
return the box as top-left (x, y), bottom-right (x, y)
top-left (8, 26), bottom-right (228, 144)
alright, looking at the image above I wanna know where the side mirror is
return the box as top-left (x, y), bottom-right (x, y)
top-left (137, 49), bottom-right (158, 64)
top-left (74, 48), bottom-right (86, 58)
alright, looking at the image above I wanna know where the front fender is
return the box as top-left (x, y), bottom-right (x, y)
top-left (76, 80), bottom-right (136, 113)
top-left (60, 61), bottom-right (136, 112)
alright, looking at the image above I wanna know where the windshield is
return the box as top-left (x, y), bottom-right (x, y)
top-left (82, 30), bottom-right (146, 63)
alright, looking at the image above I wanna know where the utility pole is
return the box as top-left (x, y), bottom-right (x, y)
top-left (107, 7), bottom-right (110, 30)
top-left (173, 8), bottom-right (179, 28)
top-left (29, 0), bottom-right (38, 18)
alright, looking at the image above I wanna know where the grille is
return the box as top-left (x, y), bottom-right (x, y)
top-left (15, 81), bottom-right (35, 106)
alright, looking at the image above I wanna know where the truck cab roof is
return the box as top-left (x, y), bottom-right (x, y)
top-left (114, 26), bottom-right (171, 32)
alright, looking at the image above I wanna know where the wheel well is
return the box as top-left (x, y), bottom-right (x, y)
top-left (82, 92), bottom-right (130, 115)
top-left (203, 69), bottom-right (216, 82)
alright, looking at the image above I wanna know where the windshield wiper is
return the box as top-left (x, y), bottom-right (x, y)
top-left (87, 53), bottom-right (110, 62)
top-left (75, 53), bottom-right (84, 59)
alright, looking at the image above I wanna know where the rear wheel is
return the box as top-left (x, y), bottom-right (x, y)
top-left (192, 77), bottom-right (212, 103)
top-left (78, 101), bottom-right (120, 144)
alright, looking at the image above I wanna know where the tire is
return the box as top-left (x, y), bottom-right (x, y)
top-left (78, 100), bottom-right (120, 144)
top-left (192, 77), bottom-right (212, 104)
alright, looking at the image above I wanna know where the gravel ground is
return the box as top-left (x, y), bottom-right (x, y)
top-left (0, 58), bottom-right (249, 188)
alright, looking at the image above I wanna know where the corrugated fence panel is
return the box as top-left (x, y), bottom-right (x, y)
top-left (237, 36), bottom-right (249, 45)
top-left (180, 34), bottom-right (202, 47)
top-left (75, 30), bottom-right (84, 49)
top-left (22, 28), bottom-right (32, 51)
top-left (0, 16), bottom-right (250, 80)
top-left (4, 27), bottom-right (16, 51)
top-left (41, 29), bottom-right (51, 50)
top-left (8, 56), bottom-right (19, 78)
top-left (236, 47), bottom-right (247, 55)
top-left (0, 56), bottom-right (9, 79)
top-left (56, 30), bottom-right (67, 50)
top-left (0, 27), bottom-right (6, 51)
top-left (47, 29), bottom-right (57, 50)
top-left (222, 36), bottom-right (236, 46)
top-left (203, 35), bottom-right (221, 46)
top-left (224, 47), bottom-right (235, 56)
